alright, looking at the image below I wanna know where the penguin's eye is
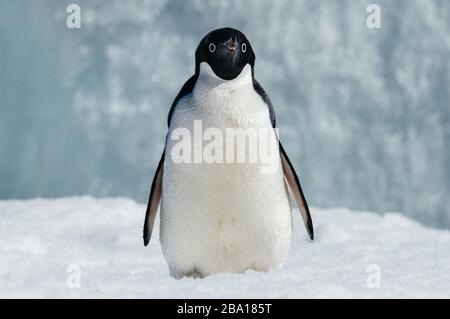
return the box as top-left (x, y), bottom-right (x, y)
top-left (241, 43), bottom-right (247, 53)
top-left (208, 43), bottom-right (216, 53)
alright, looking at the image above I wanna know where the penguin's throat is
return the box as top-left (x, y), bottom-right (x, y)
top-left (197, 62), bottom-right (253, 91)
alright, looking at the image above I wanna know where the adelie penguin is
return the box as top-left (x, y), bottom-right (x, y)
top-left (143, 27), bottom-right (313, 279)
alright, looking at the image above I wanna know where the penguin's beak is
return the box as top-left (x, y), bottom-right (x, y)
top-left (223, 37), bottom-right (238, 52)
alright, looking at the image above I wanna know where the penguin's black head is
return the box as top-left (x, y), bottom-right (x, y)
top-left (195, 27), bottom-right (255, 80)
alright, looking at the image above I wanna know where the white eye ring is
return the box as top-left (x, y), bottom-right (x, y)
top-left (208, 43), bottom-right (216, 53)
top-left (241, 43), bottom-right (247, 53)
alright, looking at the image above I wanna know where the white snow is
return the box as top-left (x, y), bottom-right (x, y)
top-left (1, 197), bottom-right (449, 298)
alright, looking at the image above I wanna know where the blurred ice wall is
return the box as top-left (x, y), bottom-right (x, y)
top-left (0, 0), bottom-right (449, 228)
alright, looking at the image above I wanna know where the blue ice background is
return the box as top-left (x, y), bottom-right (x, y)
top-left (0, 0), bottom-right (449, 229)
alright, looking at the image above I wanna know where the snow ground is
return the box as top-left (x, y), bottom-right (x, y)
top-left (0, 197), bottom-right (449, 298)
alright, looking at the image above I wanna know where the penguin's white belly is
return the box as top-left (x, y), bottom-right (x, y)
top-left (160, 64), bottom-right (292, 278)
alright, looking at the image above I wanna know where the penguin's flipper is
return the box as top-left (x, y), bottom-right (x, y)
top-left (143, 151), bottom-right (165, 246)
top-left (280, 143), bottom-right (314, 240)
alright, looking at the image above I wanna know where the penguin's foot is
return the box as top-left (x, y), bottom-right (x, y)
top-left (171, 267), bottom-right (205, 280)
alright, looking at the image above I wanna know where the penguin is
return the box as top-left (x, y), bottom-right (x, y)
top-left (143, 27), bottom-right (313, 279)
